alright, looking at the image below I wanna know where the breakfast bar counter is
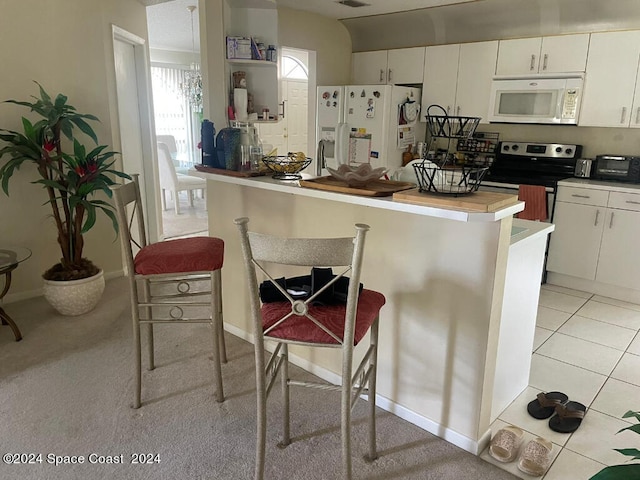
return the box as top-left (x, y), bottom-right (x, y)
top-left (195, 170), bottom-right (552, 456)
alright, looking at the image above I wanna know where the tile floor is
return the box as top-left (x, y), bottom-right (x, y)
top-left (481, 284), bottom-right (640, 479)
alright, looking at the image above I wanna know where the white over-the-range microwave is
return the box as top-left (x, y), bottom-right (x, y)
top-left (488, 74), bottom-right (584, 125)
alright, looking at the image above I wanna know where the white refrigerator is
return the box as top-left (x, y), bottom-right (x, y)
top-left (315, 85), bottom-right (424, 175)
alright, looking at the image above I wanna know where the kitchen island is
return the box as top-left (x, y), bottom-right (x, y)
top-left (195, 171), bottom-right (553, 455)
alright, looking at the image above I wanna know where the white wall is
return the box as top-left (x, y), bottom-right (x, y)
top-left (0, 0), bottom-right (149, 301)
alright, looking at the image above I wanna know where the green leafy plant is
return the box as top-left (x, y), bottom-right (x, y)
top-left (0, 82), bottom-right (130, 281)
top-left (590, 410), bottom-right (640, 480)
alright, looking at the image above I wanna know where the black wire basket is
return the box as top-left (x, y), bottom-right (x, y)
top-left (425, 104), bottom-right (480, 139)
top-left (412, 160), bottom-right (489, 196)
top-left (261, 155), bottom-right (312, 180)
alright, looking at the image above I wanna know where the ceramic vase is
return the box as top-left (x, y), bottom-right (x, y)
top-left (43, 270), bottom-right (105, 316)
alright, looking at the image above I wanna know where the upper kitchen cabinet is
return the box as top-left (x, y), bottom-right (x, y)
top-left (422, 41), bottom-right (498, 122)
top-left (351, 47), bottom-right (425, 85)
top-left (495, 34), bottom-right (589, 75)
top-left (579, 30), bottom-right (640, 128)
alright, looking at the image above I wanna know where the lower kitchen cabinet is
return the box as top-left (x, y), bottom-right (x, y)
top-left (547, 181), bottom-right (640, 290)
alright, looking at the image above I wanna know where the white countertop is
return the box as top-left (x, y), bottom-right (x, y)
top-left (193, 170), bottom-right (525, 223)
top-left (559, 177), bottom-right (640, 193)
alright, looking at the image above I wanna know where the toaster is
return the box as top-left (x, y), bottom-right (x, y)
top-left (574, 158), bottom-right (593, 178)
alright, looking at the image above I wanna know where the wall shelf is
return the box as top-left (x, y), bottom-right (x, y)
top-left (227, 58), bottom-right (277, 67)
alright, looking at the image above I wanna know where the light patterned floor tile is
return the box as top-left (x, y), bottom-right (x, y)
top-left (538, 290), bottom-right (589, 314)
top-left (590, 378), bottom-right (640, 423)
top-left (533, 327), bottom-right (554, 352)
top-left (498, 387), bottom-right (572, 447)
top-left (610, 352), bottom-right (640, 386)
top-left (482, 418), bottom-right (561, 479)
top-left (543, 448), bottom-right (606, 480)
top-left (575, 300), bottom-right (640, 330)
top-left (529, 354), bottom-right (607, 407)
top-left (591, 294), bottom-right (640, 312)
top-left (542, 284), bottom-right (593, 299)
top-left (565, 409), bottom-right (639, 466)
top-left (536, 306), bottom-right (572, 331)
top-left (536, 333), bottom-right (624, 376)
top-left (628, 332), bottom-right (640, 355)
top-left (557, 316), bottom-right (636, 351)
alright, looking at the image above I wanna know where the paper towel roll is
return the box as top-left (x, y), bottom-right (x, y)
top-left (234, 88), bottom-right (248, 122)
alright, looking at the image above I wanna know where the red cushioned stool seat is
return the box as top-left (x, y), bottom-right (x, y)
top-left (261, 289), bottom-right (386, 344)
top-left (134, 237), bottom-right (224, 275)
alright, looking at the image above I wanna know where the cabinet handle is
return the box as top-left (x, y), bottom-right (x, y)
top-left (446, 106), bottom-right (451, 114)
top-left (379, 69), bottom-right (385, 83)
top-left (621, 107), bottom-right (627, 124)
top-left (530, 54), bottom-right (536, 71)
top-left (571, 194), bottom-right (591, 199)
top-left (594, 209), bottom-right (600, 226)
top-left (388, 69), bottom-right (392, 83)
top-left (609, 211), bottom-right (615, 228)
top-left (543, 53), bottom-right (548, 70)
top-left (626, 200), bottom-right (640, 205)
top-left (456, 106), bottom-right (461, 116)
top-left (636, 107), bottom-right (640, 124)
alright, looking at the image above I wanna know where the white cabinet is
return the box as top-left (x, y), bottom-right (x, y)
top-left (547, 187), bottom-right (608, 280)
top-left (352, 47), bottom-right (425, 85)
top-left (421, 41), bottom-right (498, 122)
top-left (579, 31), bottom-right (640, 127)
top-left (547, 184), bottom-right (640, 288)
top-left (495, 34), bottom-right (589, 75)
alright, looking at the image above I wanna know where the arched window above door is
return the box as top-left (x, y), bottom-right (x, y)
top-left (282, 55), bottom-right (308, 80)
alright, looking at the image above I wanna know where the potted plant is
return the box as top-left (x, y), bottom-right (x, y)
top-left (590, 409), bottom-right (640, 480)
top-left (0, 83), bottom-right (130, 315)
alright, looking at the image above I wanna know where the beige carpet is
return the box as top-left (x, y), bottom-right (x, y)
top-left (0, 277), bottom-right (518, 480)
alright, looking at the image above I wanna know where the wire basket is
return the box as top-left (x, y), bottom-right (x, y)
top-left (425, 104), bottom-right (480, 139)
top-left (412, 160), bottom-right (489, 196)
top-left (261, 155), bottom-right (312, 180)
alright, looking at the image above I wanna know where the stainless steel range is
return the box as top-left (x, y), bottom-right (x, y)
top-left (482, 141), bottom-right (583, 221)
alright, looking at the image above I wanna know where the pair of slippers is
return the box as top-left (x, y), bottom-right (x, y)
top-left (489, 425), bottom-right (553, 476)
top-left (527, 391), bottom-right (587, 433)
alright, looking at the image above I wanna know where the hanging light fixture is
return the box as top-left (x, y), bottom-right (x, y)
top-left (180, 5), bottom-right (203, 112)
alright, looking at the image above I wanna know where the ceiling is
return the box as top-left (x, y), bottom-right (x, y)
top-left (144, 0), bottom-right (478, 52)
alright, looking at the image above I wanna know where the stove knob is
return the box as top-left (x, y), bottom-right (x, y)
top-left (511, 145), bottom-right (519, 151)
top-left (503, 145), bottom-right (510, 151)
top-left (555, 147), bottom-right (563, 153)
top-left (565, 148), bottom-right (573, 155)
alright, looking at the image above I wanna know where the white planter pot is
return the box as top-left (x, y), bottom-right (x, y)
top-left (43, 270), bottom-right (105, 316)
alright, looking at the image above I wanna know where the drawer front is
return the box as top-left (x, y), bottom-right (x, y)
top-left (556, 186), bottom-right (609, 206)
top-left (608, 191), bottom-right (640, 211)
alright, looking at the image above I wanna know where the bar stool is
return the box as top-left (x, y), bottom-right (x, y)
top-left (235, 217), bottom-right (385, 480)
top-left (111, 175), bottom-right (227, 408)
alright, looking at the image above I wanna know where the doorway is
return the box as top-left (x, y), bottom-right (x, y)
top-left (112, 26), bottom-right (160, 243)
top-left (257, 48), bottom-right (310, 156)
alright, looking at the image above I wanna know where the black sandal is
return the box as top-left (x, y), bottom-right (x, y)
top-left (527, 391), bottom-right (568, 419)
top-left (549, 401), bottom-right (586, 433)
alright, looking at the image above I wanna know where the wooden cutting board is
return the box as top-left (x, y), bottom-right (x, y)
top-left (393, 188), bottom-right (519, 212)
top-left (194, 165), bottom-right (266, 177)
top-left (299, 177), bottom-right (415, 197)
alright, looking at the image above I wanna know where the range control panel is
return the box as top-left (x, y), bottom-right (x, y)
top-left (499, 142), bottom-right (582, 159)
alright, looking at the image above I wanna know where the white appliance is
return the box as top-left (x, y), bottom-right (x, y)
top-left (488, 74), bottom-right (584, 124)
top-left (316, 85), bottom-right (424, 175)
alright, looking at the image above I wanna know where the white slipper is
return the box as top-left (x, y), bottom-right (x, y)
top-left (517, 437), bottom-right (553, 476)
top-left (489, 425), bottom-right (524, 463)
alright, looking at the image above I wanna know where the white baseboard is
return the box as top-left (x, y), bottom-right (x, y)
top-left (223, 325), bottom-right (482, 456)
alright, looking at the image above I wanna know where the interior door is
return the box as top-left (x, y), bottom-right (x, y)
top-left (284, 79), bottom-right (308, 154)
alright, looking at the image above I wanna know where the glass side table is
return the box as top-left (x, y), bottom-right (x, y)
top-left (0, 246), bottom-right (32, 342)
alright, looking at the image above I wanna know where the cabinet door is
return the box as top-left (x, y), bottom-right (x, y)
top-left (495, 37), bottom-right (542, 75)
top-left (579, 30), bottom-right (640, 127)
top-left (596, 209), bottom-right (640, 287)
top-left (422, 44), bottom-right (459, 118)
top-left (547, 202), bottom-right (604, 280)
top-left (539, 34), bottom-right (590, 73)
top-left (455, 41), bottom-right (498, 121)
top-left (631, 60), bottom-right (640, 128)
top-left (387, 47), bottom-right (425, 84)
top-left (352, 51), bottom-right (388, 85)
